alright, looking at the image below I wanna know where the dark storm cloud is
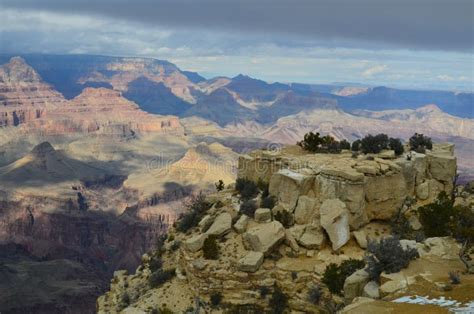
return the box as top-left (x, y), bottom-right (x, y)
top-left (2, 0), bottom-right (472, 52)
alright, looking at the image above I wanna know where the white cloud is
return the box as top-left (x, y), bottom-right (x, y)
top-left (361, 64), bottom-right (388, 78)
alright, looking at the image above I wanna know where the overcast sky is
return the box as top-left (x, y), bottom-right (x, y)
top-left (0, 0), bottom-right (472, 91)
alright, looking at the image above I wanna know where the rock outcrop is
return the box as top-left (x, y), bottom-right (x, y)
top-left (239, 144), bottom-right (457, 237)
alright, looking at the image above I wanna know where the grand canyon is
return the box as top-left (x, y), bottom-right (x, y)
top-left (0, 1), bottom-right (473, 313)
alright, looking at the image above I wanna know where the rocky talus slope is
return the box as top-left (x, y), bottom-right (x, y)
top-left (97, 144), bottom-right (473, 313)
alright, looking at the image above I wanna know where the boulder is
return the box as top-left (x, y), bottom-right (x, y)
top-left (233, 215), bottom-right (249, 234)
top-left (284, 229), bottom-right (300, 252)
top-left (184, 234), bottom-right (208, 253)
top-left (408, 215), bottom-right (422, 231)
top-left (379, 279), bottom-right (407, 297)
top-left (243, 221), bottom-right (285, 255)
top-left (238, 251), bottom-right (264, 272)
top-left (254, 208), bottom-right (272, 223)
top-left (320, 199), bottom-right (350, 250)
top-left (198, 214), bottom-right (213, 232)
top-left (206, 212), bottom-right (232, 237)
top-left (419, 237), bottom-right (461, 259)
top-left (294, 195), bottom-right (318, 224)
top-left (427, 152), bottom-right (457, 183)
top-left (415, 181), bottom-right (429, 200)
top-left (343, 269), bottom-right (370, 303)
top-left (288, 224), bottom-right (306, 241)
top-left (362, 281), bottom-right (380, 299)
top-left (412, 153), bottom-right (427, 184)
top-left (191, 258), bottom-right (208, 271)
top-left (269, 169), bottom-right (314, 211)
top-left (298, 224), bottom-right (325, 250)
top-left (364, 172), bottom-right (407, 220)
top-left (353, 230), bottom-right (368, 249)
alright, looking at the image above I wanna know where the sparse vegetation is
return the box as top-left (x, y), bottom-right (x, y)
top-left (176, 193), bottom-right (210, 233)
top-left (149, 256), bottom-right (163, 273)
top-left (418, 192), bottom-right (454, 237)
top-left (449, 271), bottom-right (461, 284)
top-left (215, 179), bottom-right (225, 191)
top-left (203, 235), bottom-right (219, 260)
top-left (340, 139), bottom-right (351, 150)
top-left (270, 285), bottom-right (288, 314)
top-left (389, 137), bottom-right (404, 155)
top-left (240, 199), bottom-right (257, 217)
top-left (409, 133), bottom-right (433, 153)
top-left (259, 286), bottom-right (270, 298)
top-left (235, 178), bottom-right (259, 200)
top-left (322, 259), bottom-right (365, 295)
top-left (360, 133), bottom-right (389, 154)
top-left (366, 237), bottom-right (419, 281)
top-left (148, 268), bottom-right (176, 288)
top-left (210, 292), bottom-right (223, 307)
top-left (308, 285), bottom-right (322, 305)
top-left (158, 306), bottom-right (174, 314)
top-left (77, 192), bottom-right (88, 211)
top-left (120, 292), bottom-right (130, 308)
top-left (274, 210), bottom-right (293, 228)
top-left (351, 139), bottom-right (361, 152)
top-left (260, 195), bottom-right (276, 209)
top-left (297, 132), bottom-right (342, 154)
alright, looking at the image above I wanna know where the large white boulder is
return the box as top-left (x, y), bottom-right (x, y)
top-left (343, 269), bottom-right (370, 303)
top-left (184, 234), bottom-right (208, 253)
top-left (233, 215), bottom-right (249, 234)
top-left (238, 251), bottom-right (264, 272)
top-left (269, 169), bottom-right (314, 211)
top-left (243, 221), bottom-right (285, 255)
top-left (320, 199), bottom-right (350, 250)
top-left (206, 212), bottom-right (232, 237)
top-left (297, 224), bottom-right (325, 250)
top-left (294, 195), bottom-right (318, 224)
top-left (254, 208), bottom-right (272, 223)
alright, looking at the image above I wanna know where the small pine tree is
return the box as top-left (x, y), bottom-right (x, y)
top-left (389, 137), bottom-right (404, 156)
top-left (203, 235), bottom-right (219, 260)
top-left (215, 180), bottom-right (225, 191)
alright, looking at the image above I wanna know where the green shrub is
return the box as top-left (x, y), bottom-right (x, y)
top-left (340, 139), bottom-right (351, 150)
top-left (158, 306), bottom-right (174, 314)
top-left (259, 286), bottom-right (270, 298)
top-left (149, 257), bottom-right (163, 273)
top-left (308, 285), bottom-right (322, 305)
top-left (360, 134), bottom-right (389, 154)
top-left (418, 192), bottom-right (454, 237)
top-left (351, 139), bottom-right (361, 151)
top-left (297, 132), bottom-right (342, 154)
top-left (210, 292), bottom-right (223, 307)
top-left (449, 271), bottom-right (461, 284)
top-left (260, 195), bottom-right (276, 209)
top-left (257, 178), bottom-right (269, 194)
top-left (176, 193), bottom-right (210, 233)
top-left (389, 137), bottom-right (404, 155)
top-left (274, 210), bottom-right (294, 228)
top-left (149, 269), bottom-right (176, 288)
top-left (215, 180), bottom-right (225, 191)
top-left (270, 285), bottom-right (288, 314)
top-left (203, 235), bottom-right (219, 260)
top-left (366, 237), bottom-right (419, 281)
top-left (409, 133), bottom-right (432, 152)
top-left (322, 259), bottom-right (365, 295)
top-left (240, 199), bottom-right (257, 217)
top-left (121, 292), bottom-right (130, 307)
top-left (235, 178), bottom-right (259, 200)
